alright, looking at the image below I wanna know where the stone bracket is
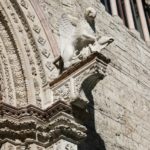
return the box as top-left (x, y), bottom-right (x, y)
top-left (49, 52), bottom-right (110, 105)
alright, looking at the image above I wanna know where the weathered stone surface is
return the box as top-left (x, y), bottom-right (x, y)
top-left (0, 0), bottom-right (150, 150)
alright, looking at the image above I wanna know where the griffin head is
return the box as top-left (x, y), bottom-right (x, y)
top-left (84, 7), bottom-right (97, 23)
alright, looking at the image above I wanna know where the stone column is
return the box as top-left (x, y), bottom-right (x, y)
top-left (136, 0), bottom-right (150, 43)
top-left (47, 139), bottom-right (77, 150)
top-left (110, 0), bottom-right (118, 16)
top-left (124, 0), bottom-right (135, 30)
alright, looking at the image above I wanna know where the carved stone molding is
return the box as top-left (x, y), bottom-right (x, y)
top-left (0, 101), bottom-right (71, 122)
top-left (0, 0), bottom-right (61, 108)
top-left (0, 101), bottom-right (86, 148)
top-left (0, 9), bottom-right (27, 107)
top-left (49, 139), bottom-right (77, 150)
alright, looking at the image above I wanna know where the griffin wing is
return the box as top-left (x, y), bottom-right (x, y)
top-left (59, 13), bottom-right (75, 55)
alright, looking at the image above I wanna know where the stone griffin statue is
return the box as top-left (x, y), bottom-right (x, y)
top-left (54, 7), bottom-right (114, 71)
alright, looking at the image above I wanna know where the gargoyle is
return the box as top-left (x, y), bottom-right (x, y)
top-left (54, 7), bottom-right (114, 71)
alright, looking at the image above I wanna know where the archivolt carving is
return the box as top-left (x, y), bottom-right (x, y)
top-left (9, 0), bottom-right (47, 84)
top-left (0, 1), bottom-right (36, 106)
top-left (0, 0), bottom-right (59, 107)
top-left (0, 10), bottom-right (27, 106)
top-left (0, 62), bottom-right (6, 102)
top-left (0, 51), bottom-right (15, 105)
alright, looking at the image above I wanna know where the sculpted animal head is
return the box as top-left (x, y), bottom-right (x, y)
top-left (84, 7), bottom-right (97, 23)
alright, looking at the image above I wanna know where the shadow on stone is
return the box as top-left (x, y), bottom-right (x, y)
top-left (75, 73), bottom-right (106, 150)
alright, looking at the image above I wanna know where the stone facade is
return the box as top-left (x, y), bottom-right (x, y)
top-left (0, 0), bottom-right (150, 150)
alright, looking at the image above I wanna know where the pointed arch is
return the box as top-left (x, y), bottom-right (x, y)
top-left (0, 0), bottom-right (59, 107)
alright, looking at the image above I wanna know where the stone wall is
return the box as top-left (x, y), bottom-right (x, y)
top-left (39, 0), bottom-right (150, 149)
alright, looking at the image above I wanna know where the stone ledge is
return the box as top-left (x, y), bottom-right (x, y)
top-left (0, 101), bottom-right (71, 122)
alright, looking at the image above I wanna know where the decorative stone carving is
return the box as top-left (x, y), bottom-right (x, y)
top-left (11, 0), bottom-right (48, 86)
top-left (33, 78), bottom-right (42, 108)
top-left (10, 12), bottom-right (18, 23)
top-left (45, 61), bottom-right (55, 71)
top-left (65, 144), bottom-right (75, 150)
top-left (8, 145), bottom-right (14, 150)
top-left (0, 52), bottom-right (14, 105)
top-left (50, 139), bottom-right (77, 150)
top-left (0, 13), bottom-right (27, 107)
top-left (42, 49), bottom-right (50, 58)
top-left (20, 0), bottom-right (28, 9)
top-left (38, 36), bottom-right (46, 45)
top-left (18, 25), bottom-right (23, 32)
top-left (27, 11), bottom-right (35, 22)
top-left (54, 81), bottom-right (70, 102)
top-left (0, 102), bottom-right (86, 148)
top-left (33, 25), bottom-right (41, 33)
top-left (5, 0), bottom-right (11, 9)
top-left (1, 143), bottom-right (16, 150)
top-left (57, 7), bottom-right (114, 69)
top-left (46, 139), bottom-right (77, 150)
top-left (0, 1), bottom-right (86, 149)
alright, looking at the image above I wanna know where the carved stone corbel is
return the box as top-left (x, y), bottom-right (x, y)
top-left (50, 52), bottom-right (110, 108)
